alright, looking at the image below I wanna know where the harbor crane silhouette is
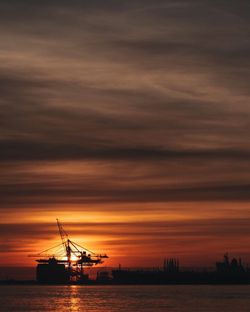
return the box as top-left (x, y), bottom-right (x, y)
top-left (29, 219), bottom-right (108, 282)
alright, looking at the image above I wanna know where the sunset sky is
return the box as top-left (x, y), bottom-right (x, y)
top-left (1, 0), bottom-right (250, 275)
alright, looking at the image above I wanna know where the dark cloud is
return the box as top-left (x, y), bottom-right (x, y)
top-left (2, 136), bottom-right (250, 162)
top-left (1, 174), bottom-right (250, 207)
top-left (2, 218), bottom-right (250, 237)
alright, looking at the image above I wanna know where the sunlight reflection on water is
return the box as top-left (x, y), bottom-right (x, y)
top-left (1, 285), bottom-right (250, 312)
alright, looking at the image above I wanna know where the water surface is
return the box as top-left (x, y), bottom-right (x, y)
top-left (0, 285), bottom-right (250, 311)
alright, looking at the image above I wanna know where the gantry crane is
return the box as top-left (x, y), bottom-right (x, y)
top-left (29, 219), bottom-right (108, 281)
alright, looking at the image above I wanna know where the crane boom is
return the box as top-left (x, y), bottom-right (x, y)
top-left (56, 218), bottom-right (68, 245)
top-left (56, 218), bottom-right (71, 265)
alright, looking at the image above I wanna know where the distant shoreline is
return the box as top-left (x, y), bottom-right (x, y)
top-left (2, 280), bottom-right (250, 286)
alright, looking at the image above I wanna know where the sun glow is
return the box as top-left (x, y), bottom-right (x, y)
top-left (70, 254), bottom-right (79, 262)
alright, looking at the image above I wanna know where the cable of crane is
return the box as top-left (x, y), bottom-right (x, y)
top-left (69, 240), bottom-right (96, 255)
top-left (36, 242), bottom-right (64, 255)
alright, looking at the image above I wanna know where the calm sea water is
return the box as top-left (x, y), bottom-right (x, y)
top-left (0, 285), bottom-right (250, 312)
